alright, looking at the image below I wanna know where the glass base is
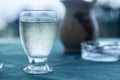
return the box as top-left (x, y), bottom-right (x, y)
top-left (0, 61), bottom-right (3, 70)
top-left (23, 64), bottom-right (53, 74)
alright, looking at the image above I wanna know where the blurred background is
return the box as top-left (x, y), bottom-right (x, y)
top-left (93, 0), bottom-right (120, 38)
top-left (0, 0), bottom-right (120, 40)
top-left (0, 0), bottom-right (65, 40)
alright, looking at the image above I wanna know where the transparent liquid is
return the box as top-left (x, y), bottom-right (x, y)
top-left (82, 38), bottom-right (120, 62)
top-left (20, 22), bottom-right (56, 57)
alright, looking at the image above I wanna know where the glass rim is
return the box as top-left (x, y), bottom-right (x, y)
top-left (20, 10), bottom-right (56, 12)
top-left (19, 10), bottom-right (57, 22)
top-left (19, 10), bottom-right (56, 15)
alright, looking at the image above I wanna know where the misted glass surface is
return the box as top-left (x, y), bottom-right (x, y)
top-left (19, 10), bottom-right (56, 74)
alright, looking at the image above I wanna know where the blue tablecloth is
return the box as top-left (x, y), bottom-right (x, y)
top-left (0, 38), bottom-right (120, 80)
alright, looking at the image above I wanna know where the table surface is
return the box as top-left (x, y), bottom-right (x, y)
top-left (0, 38), bottom-right (120, 80)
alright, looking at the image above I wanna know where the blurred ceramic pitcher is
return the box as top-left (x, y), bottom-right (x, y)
top-left (60, 0), bottom-right (98, 53)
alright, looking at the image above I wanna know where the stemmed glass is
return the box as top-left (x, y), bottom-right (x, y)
top-left (19, 10), bottom-right (57, 74)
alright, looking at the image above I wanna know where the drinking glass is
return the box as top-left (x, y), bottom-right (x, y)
top-left (81, 4), bottom-right (120, 62)
top-left (19, 10), bottom-right (56, 74)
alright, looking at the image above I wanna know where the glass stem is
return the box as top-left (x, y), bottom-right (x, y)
top-left (28, 57), bottom-right (47, 67)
